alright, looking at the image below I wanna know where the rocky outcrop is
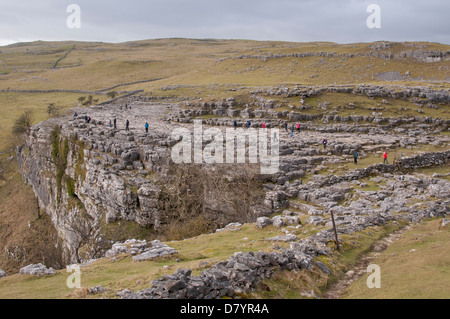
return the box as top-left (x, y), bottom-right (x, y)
top-left (235, 45), bottom-right (450, 63)
top-left (15, 102), bottom-right (273, 263)
top-left (15, 105), bottom-right (174, 262)
top-left (118, 249), bottom-right (315, 299)
top-left (15, 91), bottom-right (449, 268)
top-left (120, 193), bottom-right (448, 299)
top-left (19, 263), bottom-right (56, 276)
top-left (104, 239), bottom-right (177, 261)
top-left (310, 151), bottom-right (450, 188)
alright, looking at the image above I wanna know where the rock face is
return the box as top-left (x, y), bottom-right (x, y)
top-left (16, 102), bottom-right (274, 263)
top-left (15, 103), bottom-right (179, 262)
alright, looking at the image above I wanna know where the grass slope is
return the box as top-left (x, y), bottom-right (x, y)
top-left (341, 219), bottom-right (450, 298)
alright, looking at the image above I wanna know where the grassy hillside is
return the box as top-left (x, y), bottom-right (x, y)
top-left (340, 219), bottom-right (450, 299)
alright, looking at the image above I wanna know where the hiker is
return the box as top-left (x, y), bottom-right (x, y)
top-left (145, 122), bottom-right (149, 133)
top-left (290, 125), bottom-right (294, 138)
top-left (354, 151), bottom-right (359, 164)
top-left (234, 120), bottom-right (237, 129)
top-left (109, 120), bottom-right (112, 128)
top-left (125, 104), bottom-right (128, 110)
top-left (247, 120), bottom-right (251, 129)
top-left (113, 118), bottom-right (117, 129)
top-left (284, 121), bottom-right (288, 132)
top-left (383, 151), bottom-right (388, 164)
top-left (322, 138), bottom-right (327, 149)
top-left (126, 119), bottom-right (130, 131)
top-left (262, 122), bottom-right (266, 129)
top-left (297, 123), bottom-right (300, 132)
top-left (274, 131), bottom-right (278, 142)
top-left (120, 104), bottom-right (122, 110)
top-left (74, 112), bottom-right (78, 118)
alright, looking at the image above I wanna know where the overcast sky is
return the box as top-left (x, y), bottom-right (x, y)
top-left (0, 0), bottom-right (449, 46)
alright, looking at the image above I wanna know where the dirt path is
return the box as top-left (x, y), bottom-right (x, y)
top-left (322, 224), bottom-right (412, 299)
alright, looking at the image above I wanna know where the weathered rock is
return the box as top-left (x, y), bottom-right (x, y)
top-left (272, 215), bottom-right (286, 228)
top-left (132, 240), bottom-right (178, 262)
top-left (216, 222), bottom-right (242, 232)
top-left (105, 239), bottom-right (148, 257)
top-left (88, 285), bottom-right (106, 294)
top-left (19, 263), bottom-right (56, 276)
top-left (315, 261), bottom-right (333, 275)
top-left (255, 217), bottom-right (273, 229)
top-left (306, 216), bottom-right (326, 226)
top-left (267, 234), bottom-right (297, 242)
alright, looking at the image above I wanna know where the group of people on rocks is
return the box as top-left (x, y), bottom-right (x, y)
top-left (80, 108), bottom-right (391, 165)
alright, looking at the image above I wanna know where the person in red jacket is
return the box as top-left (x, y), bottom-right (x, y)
top-left (383, 151), bottom-right (388, 164)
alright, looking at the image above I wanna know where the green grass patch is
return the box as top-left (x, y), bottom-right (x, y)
top-left (340, 219), bottom-right (450, 298)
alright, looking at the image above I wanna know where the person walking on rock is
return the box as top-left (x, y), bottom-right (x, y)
top-left (297, 123), bottom-right (300, 132)
top-left (354, 151), bottom-right (359, 164)
top-left (383, 151), bottom-right (388, 164)
top-left (322, 138), bottom-right (327, 149)
top-left (284, 121), bottom-right (288, 133)
top-left (234, 120), bottom-right (237, 130)
top-left (113, 118), bottom-right (117, 129)
top-left (145, 122), bottom-right (149, 133)
top-left (126, 119), bottom-right (130, 131)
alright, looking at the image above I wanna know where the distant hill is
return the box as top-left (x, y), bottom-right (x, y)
top-left (0, 39), bottom-right (448, 93)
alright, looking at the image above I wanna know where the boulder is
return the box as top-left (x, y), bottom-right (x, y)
top-left (19, 263), bottom-right (56, 276)
top-left (272, 215), bottom-right (286, 228)
top-left (255, 217), bottom-right (273, 229)
top-left (88, 285), bottom-right (106, 294)
top-left (132, 240), bottom-right (178, 262)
